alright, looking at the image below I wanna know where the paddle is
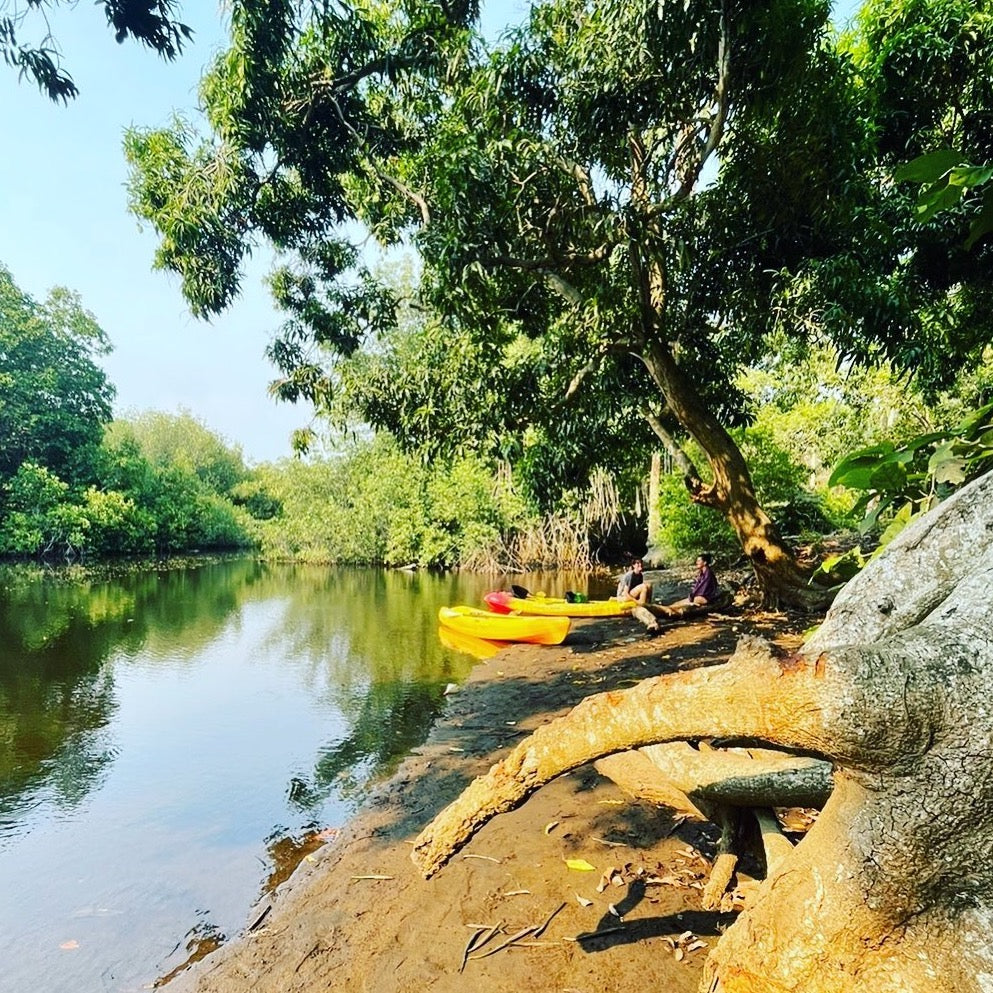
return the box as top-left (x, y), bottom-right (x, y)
top-left (510, 584), bottom-right (584, 604)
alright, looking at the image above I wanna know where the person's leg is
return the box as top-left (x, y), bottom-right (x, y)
top-left (631, 582), bottom-right (650, 606)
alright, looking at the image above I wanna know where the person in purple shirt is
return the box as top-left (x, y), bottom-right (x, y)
top-left (669, 553), bottom-right (718, 608)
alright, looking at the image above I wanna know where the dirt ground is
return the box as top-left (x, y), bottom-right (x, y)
top-left (165, 578), bottom-right (809, 993)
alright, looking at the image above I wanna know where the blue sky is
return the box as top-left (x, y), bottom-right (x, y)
top-left (0, 1), bottom-right (858, 465)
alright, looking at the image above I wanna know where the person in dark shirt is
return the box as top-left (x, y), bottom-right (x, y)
top-left (668, 553), bottom-right (718, 607)
top-left (616, 558), bottom-right (652, 606)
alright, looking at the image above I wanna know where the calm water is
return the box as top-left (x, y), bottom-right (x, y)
top-left (0, 558), bottom-right (520, 993)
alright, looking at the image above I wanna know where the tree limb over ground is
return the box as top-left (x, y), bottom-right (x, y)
top-left (412, 469), bottom-right (993, 993)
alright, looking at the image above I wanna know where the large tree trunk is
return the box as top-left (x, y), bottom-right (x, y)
top-left (412, 470), bottom-right (993, 993)
top-left (640, 337), bottom-right (829, 610)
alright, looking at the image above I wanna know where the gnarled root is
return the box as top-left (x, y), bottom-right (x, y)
top-left (411, 636), bottom-right (836, 877)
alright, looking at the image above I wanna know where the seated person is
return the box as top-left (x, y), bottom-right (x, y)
top-left (666, 553), bottom-right (718, 608)
top-left (616, 558), bottom-right (653, 606)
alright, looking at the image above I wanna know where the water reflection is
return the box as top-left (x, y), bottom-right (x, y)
top-left (0, 559), bottom-right (501, 993)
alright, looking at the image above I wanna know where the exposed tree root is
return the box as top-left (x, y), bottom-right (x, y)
top-left (413, 473), bottom-right (993, 992)
top-left (701, 806), bottom-right (739, 911)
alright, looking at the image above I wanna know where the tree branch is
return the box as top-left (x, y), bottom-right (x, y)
top-left (555, 155), bottom-right (595, 206)
top-left (641, 406), bottom-right (702, 486)
top-left (326, 95), bottom-right (431, 226)
top-left (674, 0), bottom-right (730, 199)
top-left (564, 342), bottom-right (629, 399)
top-left (480, 246), bottom-right (612, 270)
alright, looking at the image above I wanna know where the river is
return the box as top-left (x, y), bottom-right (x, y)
top-left (0, 558), bottom-right (556, 993)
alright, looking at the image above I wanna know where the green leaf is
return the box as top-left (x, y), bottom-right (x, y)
top-left (916, 182), bottom-right (964, 223)
top-left (894, 149), bottom-right (965, 184)
top-left (876, 501), bottom-right (914, 551)
top-left (947, 165), bottom-right (993, 188)
top-left (928, 449), bottom-right (967, 486)
top-left (965, 188), bottom-right (993, 250)
top-left (828, 443), bottom-right (895, 488)
top-left (902, 431), bottom-right (951, 453)
top-left (955, 400), bottom-right (993, 436)
top-left (868, 460), bottom-right (907, 493)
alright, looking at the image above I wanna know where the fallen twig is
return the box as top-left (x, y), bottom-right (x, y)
top-left (460, 920), bottom-right (503, 971)
top-left (533, 901), bottom-right (567, 938)
top-left (469, 925), bottom-right (537, 960)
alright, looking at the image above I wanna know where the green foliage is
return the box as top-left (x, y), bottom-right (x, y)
top-left (894, 148), bottom-right (993, 249)
top-left (97, 428), bottom-right (253, 554)
top-left (0, 0), bottom-right (193, 103)
top-left (736, 427), bottom-right (837, 536)
top-left (833, 0), bottom-right (993, 392)
top-left (105, 410), bottom-right (247, 494)
top-left (0, 264), bottom-right (115, 488)
top-left (829, 400), bottom-right (993, 540)
top-left (79, 487), bottom-right (156, 556)
top-left (250, 434), bottom-right (529, 568)
top-left (124, 0), bottom-right (872, 534)
top-left (0, 463), bottom-right (82, 556)
top-left (2, 0), bottom-right (192, 102)
top-left (651, 472), bottom-right (738, 564)
top-left (651, 423), bottom-right (838, 561)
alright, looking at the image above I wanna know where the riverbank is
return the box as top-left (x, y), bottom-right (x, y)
top-left (166, 582), bottom-right (808, 993)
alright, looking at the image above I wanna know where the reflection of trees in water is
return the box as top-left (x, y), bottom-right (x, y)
top-left (0, 558), bottom-right (265, 831)
top-left (288, 681), bottom-right (447, 812)
top-left (0, 576), bottom-right (129, 826)
top-left (0, 559), bottom-right (538, 845)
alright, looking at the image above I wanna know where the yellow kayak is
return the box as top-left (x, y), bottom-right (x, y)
top-left (439, 606), bottom-right (570, 646)
top-left (484, 590), bottom-right (635, 618)
top-left (437, 624), bottom-right (507, 660)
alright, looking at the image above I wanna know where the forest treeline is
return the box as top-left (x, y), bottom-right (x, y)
top-left (6, 1), bottom-right (993, 585)
top-left (2, 259), bottom-right (989, 571)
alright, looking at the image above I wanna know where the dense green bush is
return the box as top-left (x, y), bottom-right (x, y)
top-left (651, 471), bottom-right (738, 564)
top-left (249, 435), bottom-right (529, 568)
top-left (650, 425), bottom-right (844, 563)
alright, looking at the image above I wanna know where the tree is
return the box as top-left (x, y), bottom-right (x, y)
top-left (827, 0), bottom-right (993, 393)
top-left (2, 0), bottom-right (192, 101)
top-left (107, 409), bottom-right (247, 494)
top-left (0, 263), bottom-right (115, 487)
top-left (412, 466), bottom-right (993, 993)
top-left (127, 0), bottom-right (874, 604)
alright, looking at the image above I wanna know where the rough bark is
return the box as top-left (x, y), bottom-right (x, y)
top-left (595, 743), bottom-right (831, 812)
top-left (412, 470), bottom-right (993, 993)
top-left (639, 337), bottom-right (831, 610)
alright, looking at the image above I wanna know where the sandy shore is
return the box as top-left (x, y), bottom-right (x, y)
top-left (165, 593), bottom-right (803, 993)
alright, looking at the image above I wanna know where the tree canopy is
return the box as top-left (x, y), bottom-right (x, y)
top-left (2, 0), bottom-right (192, 101)
top-left (124, 0), bottom-right (993, 600)
top-left (0, 263), bottom-right (115, 485)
